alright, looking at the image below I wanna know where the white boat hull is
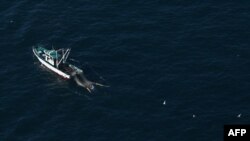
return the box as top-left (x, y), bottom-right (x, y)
top-left (33, 48), bottom-right (71, 79)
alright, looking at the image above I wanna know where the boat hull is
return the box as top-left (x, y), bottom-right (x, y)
top-left (33, 48), bottom-right (71, 79)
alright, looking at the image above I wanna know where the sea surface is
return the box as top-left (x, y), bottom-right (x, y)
top-left (0, 0), bottom-right (250, 141)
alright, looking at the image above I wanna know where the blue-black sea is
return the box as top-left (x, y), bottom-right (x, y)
top-left (0, 0), bottom-right (250, 141)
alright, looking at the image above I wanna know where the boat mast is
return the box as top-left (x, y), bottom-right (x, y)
top-left (57, 48), bottom-right (71, 66)
top-left (63, 48), bottom-right (71, 63)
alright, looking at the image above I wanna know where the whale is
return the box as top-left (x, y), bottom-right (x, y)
top-left (72, 71), bottom-right (108, 93)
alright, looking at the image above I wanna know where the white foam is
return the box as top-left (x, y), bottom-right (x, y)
top-left (163, 100), bottom-right (166, 105)
top-left (237, 114), bottom-right (241, 118)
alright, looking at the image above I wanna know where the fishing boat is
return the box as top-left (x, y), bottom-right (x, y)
top-left (33, 45), bottom-right (81, 79)
top-left (33, 45), bottom-right (107, 92)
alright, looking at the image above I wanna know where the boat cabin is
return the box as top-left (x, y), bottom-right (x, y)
top-left (44, 50), bottom-right (61, 66)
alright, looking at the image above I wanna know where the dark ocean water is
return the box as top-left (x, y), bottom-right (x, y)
top-left (1, 0), bottom-right (250, 140)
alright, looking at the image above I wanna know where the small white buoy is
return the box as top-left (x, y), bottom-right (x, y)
top-left (192, 114), bottom-right (196, 118)
top-left (10, 20), bottom-right (14, 23)
top-left (237, 114), bottom-right (241, 118)
top-left (163, 100), bottom-right (166, 105)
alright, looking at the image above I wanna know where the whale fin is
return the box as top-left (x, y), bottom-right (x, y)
top-left (94, 82), bottom-right (110, 87)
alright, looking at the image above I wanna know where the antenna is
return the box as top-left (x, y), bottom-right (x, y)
top-left (56, 49), bottom-right (58, 67)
